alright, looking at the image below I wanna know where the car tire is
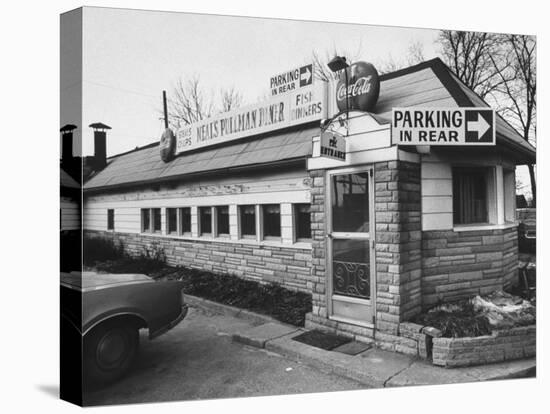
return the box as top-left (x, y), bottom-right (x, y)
top-left (84, 320), bottom-right (139, 387)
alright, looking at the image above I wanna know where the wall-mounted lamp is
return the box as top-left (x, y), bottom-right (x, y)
top-left (327, 55), bottom-right (350, 135)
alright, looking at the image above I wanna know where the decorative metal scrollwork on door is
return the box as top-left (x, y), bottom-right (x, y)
top-left (332, 260), bottom-right (370, 299)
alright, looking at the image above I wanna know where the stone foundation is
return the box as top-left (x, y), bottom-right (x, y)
top-left (432, 325), bottom-right (536, 367)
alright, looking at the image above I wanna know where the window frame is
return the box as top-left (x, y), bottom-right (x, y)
top-left (152, 208), bottom-right (162, 233)
top-left (293, 203), bottom-right (312, 242)
top-left (141, 208), bottom-right (151, 233)
top-left (199, 206), bottom-right (213, 237)
top-left (107, 209), bottom-right (115, 231)
top-left (239, 204), bottom-right (257, 239)
top-left (215, 205), bottom-right (230, 238)
top-left (452, 166), bottom-right (494, 226)
top-left (166, 207), bottom-right (179, 235)
top-left (179, 207), bottom-right (192, 236)
top-left (261, 204), bottom-right (281, 241)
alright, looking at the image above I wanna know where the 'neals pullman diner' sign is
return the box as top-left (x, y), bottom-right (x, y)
top-left (175, 83), bottom-right (327, 155)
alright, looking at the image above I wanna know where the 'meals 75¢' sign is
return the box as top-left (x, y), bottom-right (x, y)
top-left (391, 108), bottom-right (495, 146)
top-left (175, 83), bottom-right (327, 155)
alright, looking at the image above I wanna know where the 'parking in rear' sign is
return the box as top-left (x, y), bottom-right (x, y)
top-left (391, 108), bottom-right (495, 146)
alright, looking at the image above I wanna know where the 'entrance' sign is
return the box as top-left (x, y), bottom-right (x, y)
top-left (391, 108), bottom-right (495, 146)
top-left (270, 64), bottom-right (313, 96)
top-left (320, 131), bottom-right (346, 161)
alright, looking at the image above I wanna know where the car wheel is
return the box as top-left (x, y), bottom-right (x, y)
top-left (84, 321), bottom-right (139, 387)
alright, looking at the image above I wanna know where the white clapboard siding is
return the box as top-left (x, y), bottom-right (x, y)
top-left (421, 156), bottom-right (453, 231)
top-left (61, 197), bottom-right (80, 231)
top-left (84, 168), bottom-right (310, 235)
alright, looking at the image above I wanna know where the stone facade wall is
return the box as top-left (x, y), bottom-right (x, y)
top-left (85, 230), bottom-right (313, 292)
top-left (374, 161), bottom-right (422, 333)
top-left (432, 325), bottom-right (536, 367)
top-left (421, 226), bottom-right (518, 308)
top-left (308, 169), bottom-right (329, 320)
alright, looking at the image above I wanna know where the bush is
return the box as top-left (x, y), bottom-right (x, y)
top-left (412, 301), bottom-right (492, 338)
top-left (83, 236), bottom-right (125, 266)
top-left (177, 268), bottom-right (312, 326)
top-left (93, 242), bottom-right (167, 275)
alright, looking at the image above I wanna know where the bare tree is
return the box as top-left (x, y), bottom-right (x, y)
top-left (376, 41), bottom-right (426, 74)
top-left (311, 41), bottom-right (364, 82)
top-left (407, 41), bottom-right (426, 66)
top-left (438, 30), bottom-right (536, 204)
top-left (489, 34), bottom-right (536, 203)
top-left (438, 30), bottom-right (513, 99)
top-left (220, 86), bottom-right (243, 113)
top-left (165, 74), bottom-right (242, 130)
top-left (312, 41), bottom-right (425, 78)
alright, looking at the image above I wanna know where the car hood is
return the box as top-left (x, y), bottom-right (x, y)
top-left (61, 271), bottom-right (154, 291)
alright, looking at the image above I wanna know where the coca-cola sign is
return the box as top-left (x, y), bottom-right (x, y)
top-left (336, 61), bottom-right (380, 113)
top-left (159, 128), bottom-right (176, 162)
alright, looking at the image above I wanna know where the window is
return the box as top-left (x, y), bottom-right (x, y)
top-left (240, 205), bottom-right (256, 238)
top-left (331, 172), bottom-right (369, 233)
top-left (152, 208), bottom-right (162, 232)
top-left (180, 207), bottom-right (191, 234)
top-left (294, 204), bottom-right (311, 241)
top-left (453, 167), bottom-right (488, 225)
top-left (262, 204), bottom-right (281, 238)
top-left (141, 209), bottom-right (151, 232)
top-left (216, 206), bottom-right (229, 236)
top-left (199, 207), bottom-right (212, 235)
top-left (107, 209), bottom-right (114, 230)
top-left (167, 208), bottom-right (178, 234)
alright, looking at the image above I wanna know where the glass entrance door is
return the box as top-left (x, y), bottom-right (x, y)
top-left (327, 168), bottom-right (375, 326)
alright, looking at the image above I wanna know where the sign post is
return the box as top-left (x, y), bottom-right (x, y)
top-left (391, 108), bottom-right (495, 146)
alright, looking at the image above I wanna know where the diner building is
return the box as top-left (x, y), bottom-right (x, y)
top-left (81, 58), bottom-right (535, 348)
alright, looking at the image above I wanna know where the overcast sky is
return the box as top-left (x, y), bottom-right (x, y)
top-left (71, 7), bottom-right (440, 156)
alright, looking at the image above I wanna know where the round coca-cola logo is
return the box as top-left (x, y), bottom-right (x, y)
top-left (336, 61), bottom-right (380, 113)
top-left (159, 128), bottom-right (176, 162)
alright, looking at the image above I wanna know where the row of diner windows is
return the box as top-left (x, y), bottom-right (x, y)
top-left (107, 204), bottom-right (312, 242)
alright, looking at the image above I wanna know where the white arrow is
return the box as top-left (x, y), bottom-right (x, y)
top-left (301, 67), bottom-right (312, 83)
top-left (467, 113), bottom-right (490, 140)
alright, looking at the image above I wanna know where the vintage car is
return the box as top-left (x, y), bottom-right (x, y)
top-left (61, 271), bottom-right (188, 386)
top-left (517, 208), bottom-right (536, 254)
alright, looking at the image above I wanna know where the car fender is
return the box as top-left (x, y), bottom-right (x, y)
top-left (82, 309), bottom-right (149, 336)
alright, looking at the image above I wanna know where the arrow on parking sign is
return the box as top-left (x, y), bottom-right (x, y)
top-left (300, 64), bottom-right (313, 87)
top-left (465, 109), bottom-right (494, 143)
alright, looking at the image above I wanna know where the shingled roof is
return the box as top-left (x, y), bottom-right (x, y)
top-left (61, 168), bottom-right (80, 189)
top-left (84, 58), bottom-right (535, 192)
top-left (84, 124), bottom-right (318, 191)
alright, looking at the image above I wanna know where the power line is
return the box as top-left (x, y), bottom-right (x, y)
top-left (83, 79), bottom-right (178, 105)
